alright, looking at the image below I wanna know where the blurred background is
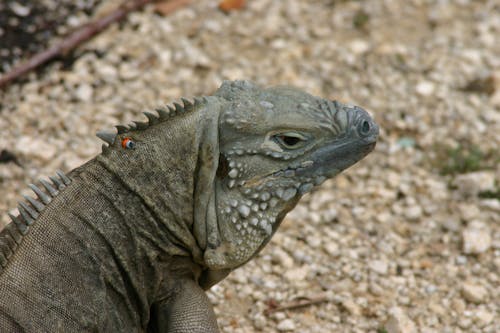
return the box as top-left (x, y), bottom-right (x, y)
top-left (0, 1), bottom-right (499, 332)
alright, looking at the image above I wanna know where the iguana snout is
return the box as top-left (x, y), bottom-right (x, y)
top-left (299, 103), bottom-right (379, 178)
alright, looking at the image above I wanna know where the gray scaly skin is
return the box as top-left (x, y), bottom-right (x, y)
top-left (0, 80), bottom-right (378, 332)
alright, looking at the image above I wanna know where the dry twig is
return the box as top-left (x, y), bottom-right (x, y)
top-left (0, 0), bottom-right (191, 89)
top-left (264, 293), bottom-right (329, 315)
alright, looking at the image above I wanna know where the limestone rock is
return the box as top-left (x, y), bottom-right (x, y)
top-left (462, 221), bottom-right (492, 254)
top-left (461, 282), bottom-right (488, 304)
top-left (385, 307), bottom-right (417, 333)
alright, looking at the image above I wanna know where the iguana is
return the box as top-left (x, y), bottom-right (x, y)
top-left (0, 80), bottom-right (378, 332)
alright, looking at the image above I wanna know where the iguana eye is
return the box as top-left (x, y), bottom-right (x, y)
top-left (273, 132), bottom-right (308, 149)
top-left (121, 137), bottom-right (136, 149)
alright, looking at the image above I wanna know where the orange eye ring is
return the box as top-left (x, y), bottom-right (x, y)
top-left (121, 137), bottom-right (135, 149)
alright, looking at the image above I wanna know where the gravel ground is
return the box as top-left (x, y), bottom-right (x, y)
top-left (1, 1), bottom-right (499, 332)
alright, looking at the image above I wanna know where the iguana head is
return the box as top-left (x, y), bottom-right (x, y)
top-left (201, 81), bottom-right (378, 270)
top-left (95, 80), bottom-right (378, 276)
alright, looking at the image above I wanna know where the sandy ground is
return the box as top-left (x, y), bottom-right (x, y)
top-left (0, 0), bottom-right (499, 332)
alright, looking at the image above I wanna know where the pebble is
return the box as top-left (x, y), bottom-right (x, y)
top-left (15, 136), bottom-right (57, 162)
top-left (9, 2), bottom-right (31, 17)
top-left (474, 309), bottom-right (494, 327)
top-left (341, 299), bottom-right (362, 316)
top-left (415, 81), bottom-right (435, 96)
top-left (348, 39), bottom-right (370, 54)
top-left (462, 221), bottom-right (492, 254)
top-left (461, 282), bottom-right (488, 303)
top-left (74, 83), bottom-right (94, 102)
top-left (369, 259), bottom-right (389, 275)
top-left (276, 319), bottom-right (296, 331)
top-left (271, 248), bottom-right (294, 268)
top-left (453, 172), bottom-right (496, 197)
top-left (455, 255), bottom-right (467, 265)
top-left (457, 203), bottom-right (481, 221)
top-left (284, 266), bottom-right (309, 281)
top-left (385, 307), bottom-right (417, 333)
top-left (404, 205), bottom-right (422, 222)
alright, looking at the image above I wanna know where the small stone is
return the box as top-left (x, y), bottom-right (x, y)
top-left (284, 266), bottom-right (309, 281)
top-left (385, 307), bottom-right (417, 333)
top-left (451, 299), bottom-right (466, 314)
top-left (455, 255), bottom-right (467, 265)
top-left (457, 203), bottom-right (481, 221)
top-left (271, 249), bottom-right (294, 268)
top-left (461, 282), bottom-right (488, 303)
top-left (425, 284), bottom-right (437, 294)
top-left (305, 235), bottom-right (321, 248)
top-left (404, 205), bottom-right (422, 221)
top-left (369, 259), bottom-right (389, 275)
top-left (277, 318), bottom-right (295, 331)
top-left (474, 309), bottom-right (494, 327)
top-left (9, 2), bottom-right (31, 16)
top-left (462, 221), bottom-right (492, 254)
top-left (16, 136), bottom-right (57, 162)
top-left (416, 81), bottom-right (435, 96)
top-left (341, 299), bottom-right (361, 316)
top-left (253, 313), bottom-right (267, 330)
top-left (453, 171), bottom-right (496, 197)
top-left (74, 84), bottom-right (93, 102)
top-left (348, 39), bottom-right (370, 54)
top-left (324, 242), bottom-right (340, 257)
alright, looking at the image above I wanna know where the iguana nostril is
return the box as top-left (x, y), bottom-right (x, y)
top-left (359, 119), bottom-right (371, 136)
top-left (362, 120), bottom-right (370, 133)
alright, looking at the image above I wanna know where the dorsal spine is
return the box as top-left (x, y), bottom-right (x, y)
top-left (96, 97), bottom-right (205, 150)
top-left (0, 170), bottom-right (71, 272)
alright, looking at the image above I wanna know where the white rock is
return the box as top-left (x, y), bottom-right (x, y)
top-left (385, 307), bottom-right (417, 333)
top-left (416, 81), bottom-right (435, 96)
top-left (462, 221), bottom-right (492, 254)
top-left (271, 249), bottom-right (294, 268)
top-left (252, 313), bottom-right (267, 330)
top-left (74, 83), bottom-right (93, 102)
top-left (349, 39), bottom-right (370, 54)
top-left (404, 205), bottom-right (422, 221)
top-left (15, 136), bottom-right (57, 162)
top-left (9, 2), bottom-right (31, 16)
top-left (277, 318), bottom-right (296, 331)
top-left (324, 242), bottom-right (340, 257)
top-left (369, 259), bottom-right (389, 275)
top-left (284, 266), bottom-right (309, 281)
top-left (453, 171), bottom-right (496, 197)
top-left (461, 282), bottom-right (488, 303)
top-left (474, 309), bottom-right (494, 327)
top-left (341, 299), bottom-right (361, 316)
top-left (457, 203), bottom-right (481, 221)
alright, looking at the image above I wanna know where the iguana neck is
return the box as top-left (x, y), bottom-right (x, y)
top-left (95, 109), bottom-right (206, 263)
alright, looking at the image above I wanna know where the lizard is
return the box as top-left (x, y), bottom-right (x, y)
top-left (0, 80), bottom-right (378, 332)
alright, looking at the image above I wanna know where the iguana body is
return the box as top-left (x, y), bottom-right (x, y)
top-left (0, 80), bottom-right (378, 332)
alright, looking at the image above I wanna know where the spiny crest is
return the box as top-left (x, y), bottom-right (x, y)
top-left (0, 170), bottom-right (71, 271)
top-left (96, 97), bottom-right (204, 147)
